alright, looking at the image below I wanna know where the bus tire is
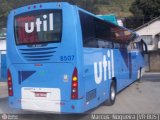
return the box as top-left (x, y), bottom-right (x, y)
top-left (104, 80), bottom-right (116, 106)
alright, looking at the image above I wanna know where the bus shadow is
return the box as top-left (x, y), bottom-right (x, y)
top-left (140, 78), bottom-right (160, 82)
top-left (18, 114), bottom-right (90, 120)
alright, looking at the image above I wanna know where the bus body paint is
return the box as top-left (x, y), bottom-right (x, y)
top-left (7, 2), bottom-right (145, 113)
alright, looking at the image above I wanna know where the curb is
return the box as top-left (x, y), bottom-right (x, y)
top-left (144, 72), bottom-right (160, 75)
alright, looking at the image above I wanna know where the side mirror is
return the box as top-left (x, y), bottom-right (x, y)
top-left (141, 39), bottom-right (148, 53)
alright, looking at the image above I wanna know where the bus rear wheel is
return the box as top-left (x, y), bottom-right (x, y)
top-left (104, 81), bottom-right (116, 106)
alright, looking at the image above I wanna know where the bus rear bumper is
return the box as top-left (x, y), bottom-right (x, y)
top-left (21, 99), bottom-right (61, 112)
top-left (9, 97), bottom-right (86, 113)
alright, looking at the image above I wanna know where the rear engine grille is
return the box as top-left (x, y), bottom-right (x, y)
top-left (19, 47), bottom-right (57, 61)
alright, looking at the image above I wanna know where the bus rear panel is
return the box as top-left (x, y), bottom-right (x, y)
top-left (7, 2), bottom-right (145, 113)
top-left (7, 2), bottom-right (86, 113)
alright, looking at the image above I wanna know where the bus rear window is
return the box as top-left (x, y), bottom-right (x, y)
top-left (14, 10), bottom-right (62, 45)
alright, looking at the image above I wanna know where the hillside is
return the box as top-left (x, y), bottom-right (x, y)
top-left (0, 0), bottom-right (134, 28)
top-left (96, 0), bottom-right (134, 17)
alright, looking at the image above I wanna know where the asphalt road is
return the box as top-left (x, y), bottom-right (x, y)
top-left (0, 72), bottom-right (160, 120)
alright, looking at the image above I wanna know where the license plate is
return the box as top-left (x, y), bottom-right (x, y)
top-left (35, 92), bottom-right (47, 97)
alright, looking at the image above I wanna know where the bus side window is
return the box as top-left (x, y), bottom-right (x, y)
top-left (114, 43), bottom-right (120, 49)
top-left (137, 42), bottom-right (143, 52)
top-left (94, 18), bottom-right (112, 42)
top-left (105, 41), bottom-right (113, 48)
top-left (84, 37), bottom-right (98, 48)
top-left (79, 11), bottom-right (97, 48)
top-left (120, 43), bottom-right (127, 49)
top-left (128, 42), bottom-right (138, 50)
top-left (79, 10), bottom-right (113, 48)
top-left (98, 40), bottom-right (112, 48)
top-left (131, 43), bottom-right (136, 49)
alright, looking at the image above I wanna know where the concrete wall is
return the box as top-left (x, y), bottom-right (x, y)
top-left (144, 54), bottom-right (149, 72)
top-left (149, 52), bottom-right (160, 72)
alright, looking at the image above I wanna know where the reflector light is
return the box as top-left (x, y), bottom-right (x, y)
top-left (9, 87), bottom-right (12, 90)
top-left (28, 6), bottom-right (31, 9)
top-left (35, 64), bottom-right (42, 66)
top-left (8, 77), bottom-right (11, 81)
top-left (8, 69), bottom-right (13, 96)
top-left (8, 82), bottom-right (12, 86)
top-left (72, 95), bottom-right (76, 99)
top-left (33, 5), bottom-right (36, 8)
top-left (71, 67), bottom-right (78, 99)
top-left (72, 88), bottom-right (76, 93)
top-left (72, 76), bottom-right (77, 81)
top-left (9, 91), bottom-right (13, 95)
top-left (72, 82), bottom-right (78, 87)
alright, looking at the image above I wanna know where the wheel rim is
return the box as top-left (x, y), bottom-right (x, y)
top-left (111, 85), bottom-right (115, 101)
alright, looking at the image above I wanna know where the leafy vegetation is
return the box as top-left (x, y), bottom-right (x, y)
top-left (0, 0), bottom-right (160, 29)
top-left (127, 0), bottom-right (160, 29)
top-left (0, 0), bottom-right (134, 28)
top-left (97, 0), bottom-right (134, 17)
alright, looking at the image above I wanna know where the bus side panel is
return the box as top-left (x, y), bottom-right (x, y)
top-left (130, 51), bottom-right (138, 81)
top-left (83, 48), bottom-right (113, 111)
top-left (130, 51), bottom-right (145, 81)
top-left (59, 4), bottom-right (86, 113)
top-left (114, 49), bottom-right (130, 92)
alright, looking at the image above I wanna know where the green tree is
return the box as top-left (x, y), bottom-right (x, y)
top-left (30, 0), bottom-right (98, 13)
top-left (126, 0), bottom-right (160, 29)
top-left (130, 0), bottom-right (160, 19)
top-left (5, 0), bottom-right (99, 13)
top-left (0, 0), bottom-right (13, 27)
top-left (0, 1), bottom-right (12, 17)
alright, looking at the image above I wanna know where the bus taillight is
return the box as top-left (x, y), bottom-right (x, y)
top-left (7, 69), bottom-right (13, 96)
top-left (71, 67), bottom-right (78, 99)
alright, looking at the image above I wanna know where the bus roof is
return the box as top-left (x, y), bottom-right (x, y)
top-left (11, 2), bottom-right (138, 43)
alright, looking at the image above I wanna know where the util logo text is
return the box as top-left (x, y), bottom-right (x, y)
top-left (94, 50), bottom-right (114, 84)
top-left (25, 13), bottom-right (54, 33)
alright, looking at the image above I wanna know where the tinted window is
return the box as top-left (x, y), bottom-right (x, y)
top-left (79, 10), bottom-right (135, 48)
top-left (79, 11), bottom-right (113, 48)
top-left (128, 41), bottom-right (143, 51)
top-left (114, 43), bottom-right (120, 49)
top-left (14, 10), bottom-right (62, 45)
top-left (95, 18), bottom-right (112, 41)
top-left (79, 11), bottom-right (97, 47)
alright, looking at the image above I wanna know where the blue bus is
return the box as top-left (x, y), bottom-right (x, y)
top-left (7, 2), bottom-right (147, 113)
